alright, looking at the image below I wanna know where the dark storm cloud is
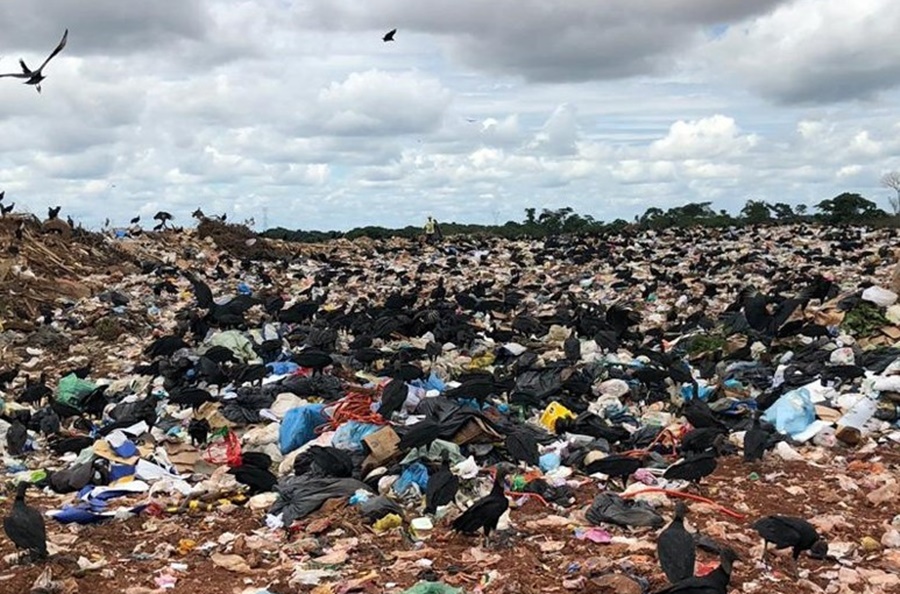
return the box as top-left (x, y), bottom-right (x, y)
top-left (0, 1), bottom-right (209, 55)
top-left (297, 0), bottom-right (790, 82)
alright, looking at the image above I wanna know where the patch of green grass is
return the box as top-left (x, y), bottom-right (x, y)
top-left (688, 334), bottom-right (727, 355)
top-left (94, 317), bottom-right (124, 342)
top-left (843, 302), bottom-right (889, 337)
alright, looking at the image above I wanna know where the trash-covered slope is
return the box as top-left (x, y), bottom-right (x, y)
top-left (1, 223), bottom-right (900, 594)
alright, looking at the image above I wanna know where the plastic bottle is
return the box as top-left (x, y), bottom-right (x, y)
top-left (836, 395), bottom-right (878, 445)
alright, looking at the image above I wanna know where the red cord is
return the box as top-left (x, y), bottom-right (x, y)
top-left (620, 487), bottom-right (746, 520)
top-left (316, 390), bottom-right (387, 433)
top-left (506, 491), bottom-right (551, 507)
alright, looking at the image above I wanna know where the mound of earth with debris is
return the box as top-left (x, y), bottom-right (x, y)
top-left (196, 219), bottom-right (295, 262)
top-left (0, 216), bottom-right (140, 331)
top-left (1, 223), bottom-right (900, 594)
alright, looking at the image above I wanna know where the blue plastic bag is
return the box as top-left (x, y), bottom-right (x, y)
top-left (332, 421), bottom-right (380, 451)
top-left (539, 452), bottom-right (561, 473)
top-left (267, 361), bottom-right (298, 375)
top-left (393, 462), bottom-right (430, 495)
top-left (279, 404), bottom-right (326, 454)
top-left (680, 383), bottom-right (714, 401)
top-left (413, 371), bottom-right (446, 393)
top-left (763, 388), bottom-right (815, 437)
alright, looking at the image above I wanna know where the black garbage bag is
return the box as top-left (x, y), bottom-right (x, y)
top-left (358, 496), bottom-right (404, 523)
top-left (278, 374), bottom-right (344, 401)
top-left (510, 367), bottom-right (563, 407)
top-left (270, 476), bottom-right (372, 527)
top-left (108, 395), bottom-right (158, 426)
top-left (221, 390), bottom-right (275, 425)
top-left (523, 478), bottom-right (575, 507)
top-left (586, 492), bottom-right (663, 528)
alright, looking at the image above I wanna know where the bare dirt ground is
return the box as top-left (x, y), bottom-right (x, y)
top-left (2, 454), bottom-right (898, 594)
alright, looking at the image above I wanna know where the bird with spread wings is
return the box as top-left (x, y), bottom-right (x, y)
top-left (0, 29), bottom-right (69, 93)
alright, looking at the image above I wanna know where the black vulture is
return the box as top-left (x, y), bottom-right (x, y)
top-left (378, 378), bottom-right (408, 421)
top-left (752, 515), bottom-right (828, 571)
top-left (424, 451), bottom-right (459, 514)
top-left (6, 420), bottom-right (28, 456)
top-left (451, 470), bottom-right (509, 547)
top-left (0, 29), bottom-right (68, 93)
top-left (383, 28), bottom-right (397, 42)
top-left (743, 413), bottom-right (769, 462)
top-left (663, 450), bottom-right (718, 493)
top-left (583, 454), bottom-right (643, 490)
top-left (188, 418), bottom-right (211, 447)
top-left (653, 547), bottom-right (738, 594)
top-left (657, 501), bottom-right (696, 583)
top-left (3, 482), bottom-right (47, 561)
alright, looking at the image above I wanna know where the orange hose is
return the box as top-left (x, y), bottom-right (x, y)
top-left (506, 491), bottom-right (551, 507)
top-left (620, 487), bottom-right (745, 520)
top-left (316, 390), bottom-right (387, 433)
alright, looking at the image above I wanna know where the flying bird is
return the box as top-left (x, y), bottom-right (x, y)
top-left (130, 216), bottom-right (140, 224)
top-left (0, 29), bottom-right (69, 93)
top-left (382, 28), bottom-right (397, 42)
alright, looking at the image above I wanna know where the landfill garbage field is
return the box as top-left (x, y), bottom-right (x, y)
top-left (2, 217), bottom-right (900, 594)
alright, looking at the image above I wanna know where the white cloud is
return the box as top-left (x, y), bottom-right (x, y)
top-left (316, 69), bottom-right (452, 136)
top-left (0, 0), bottom-right (898, 231)
top-left (710, 0), bottom-right (900, 104)
top-left (649, 115), bottom-right (758, 160)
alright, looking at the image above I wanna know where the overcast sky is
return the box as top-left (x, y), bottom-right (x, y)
top-left (1, 0), bottom-right (899, 231)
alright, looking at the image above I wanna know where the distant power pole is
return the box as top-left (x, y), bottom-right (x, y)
top-left (262, 206), bottom-right (269, 230)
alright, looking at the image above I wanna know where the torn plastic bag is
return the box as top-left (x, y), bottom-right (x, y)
top-left (57, 374), bottom-right (97, 408)
top-left (331, 421), bottom-right (380, 451)
top-left (357, 495), bottom-right (405, 523)
top-left (762, 387), bottom-right (815, 437)
top-left (586, 492), bottom-right (664, 528)
top-left (270, 476), bottom-right (372, 527)
top-left (279, 404), bottom-right (326, 454)
top-left (392, 462), bottom-right (429, 495)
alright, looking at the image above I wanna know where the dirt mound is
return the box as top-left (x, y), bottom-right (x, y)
top-left (196, 219), bottom-right (294, 261)
top-left (0, 215), bottom-right (139, 330)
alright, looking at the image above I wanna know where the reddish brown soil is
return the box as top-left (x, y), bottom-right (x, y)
top-left (2, 453), bottom-right (899, 594)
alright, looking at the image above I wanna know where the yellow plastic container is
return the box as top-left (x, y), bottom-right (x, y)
top-left (540, 402), bottom-right (575, 432)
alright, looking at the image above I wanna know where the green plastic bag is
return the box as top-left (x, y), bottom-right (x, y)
top-left (57, 373), bottom-right (97, 408)
top-left (401, 583), bottom-right (465, 594)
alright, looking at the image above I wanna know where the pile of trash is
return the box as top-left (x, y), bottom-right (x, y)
top-left (1, 222), bottom-right (900, 593)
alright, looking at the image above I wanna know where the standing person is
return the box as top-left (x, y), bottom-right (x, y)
top-left (424, 216), bottom-right (441, 245)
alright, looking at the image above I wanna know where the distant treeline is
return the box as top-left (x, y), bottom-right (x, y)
top-left (262, 192), bottom-right (896, 243)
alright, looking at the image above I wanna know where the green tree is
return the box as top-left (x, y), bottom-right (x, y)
top-left (815, 192), bottom-right (886, 223)
top-left (771, 203), bottom-right (795, 220)
top-left (740, 200), bottom-right (773, 223)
